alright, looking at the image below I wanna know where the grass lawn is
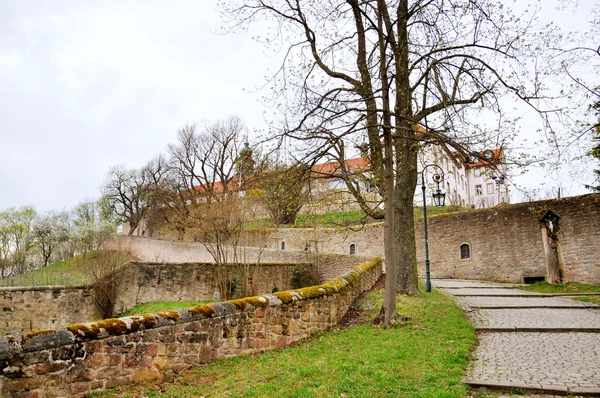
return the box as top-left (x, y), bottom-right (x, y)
top-left (0, 250), bottom-right (137, 287)
top-left (517, 281), bottom-right (600, 294)
top-left (119, 301), bottom-right (211, 317)
top-left (250, 206), bottom-right (470, 228)
top-left (93, 284), bottom-right (476, 398)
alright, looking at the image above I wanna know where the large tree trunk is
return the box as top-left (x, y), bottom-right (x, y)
top-left (394, 141), bottom-right (420, 294)
top-left (392, 0), bottom-right (420, 294)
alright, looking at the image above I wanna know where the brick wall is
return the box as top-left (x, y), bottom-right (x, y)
top-left (0, 258), bottom-right (382, 398)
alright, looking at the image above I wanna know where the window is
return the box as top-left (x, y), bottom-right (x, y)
top-left (475, 185), bottom-right (482, 195)
top-left (460, 243), bottom-right (471, 259)
top-left (281, 241), bottom-right (286, 250)
top-left (487, 183), bottom-right (494, 194)
top-left (349, 243), bottom-right (356, 255)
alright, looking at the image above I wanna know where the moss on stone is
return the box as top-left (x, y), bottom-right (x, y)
top-left (97, 319), bottom-right (128, 335)
top-left (227, 295), bottom-right (270, 310)
top-left (21, 329), bottom-right (55, 344)
top-left (273, 291), bottom-right (294, 303)
top-left (66, 323), bottom-right (101, 339)
top-left (156, 311), bottom-right (180, 322)
top-left (129, 314), bottom-right (157, 332)
top-left (188, 305), bottom-right (216, 318)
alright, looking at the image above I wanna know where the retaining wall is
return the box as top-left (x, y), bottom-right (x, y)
top-left (0, 286), bottom-right (99, 338)
top-left (125, 194), bottom-right (600, 284)
top-left (117, 237), bottom-right (371, 283)
top-left (0, 258), bottom-right (382, 398)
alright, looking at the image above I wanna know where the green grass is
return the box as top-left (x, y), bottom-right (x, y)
top-left (93, 285), bottom-right (477, 398)
top-left (119, 301), bottom-right (210, 317)
top-left (517, 281), bottom-right (600, 294)
top-left (571, 296), bottom-right (600, 305)
top-left (0, 250), bottom-right (137, 288)
top-left (250, 206), bottom-right (470, 228)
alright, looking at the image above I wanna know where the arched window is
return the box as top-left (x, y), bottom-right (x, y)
top-left (460, 243), bottom-right (471, 259)
top-left (281, 241), bottom-right (286, 250)
top-left (349, 243), bottom-right (356, 255)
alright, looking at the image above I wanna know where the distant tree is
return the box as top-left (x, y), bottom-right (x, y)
top-left (32, 212), bottom-right (70, 267)
top-left (100, 165), bottom-right (151, 236)
top-left (163, 117), bottom-right (248, 299)
top-left (72, 200), bottom-right (115, 253)
top-left (252, 162), bottom-right (310, 225)
top-left (0, 206), bottom-right (37, 275)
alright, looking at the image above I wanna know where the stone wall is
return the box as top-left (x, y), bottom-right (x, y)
top-left (0, 258), bottom-right (382, 398)
top-left (418, 194), bottom-right (600, 284)
top-left (0, 261), bottom-right (323, 337)
top-left (128, 194), bottom-right (600, 284)
top-left (117, 236), bottom-right (372, 283)
top-left (115, 262), bottom-right (313, 313)
top-left (0, 286), bottom-right (100, 337)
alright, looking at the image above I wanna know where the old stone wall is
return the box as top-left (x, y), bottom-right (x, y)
top-left (0, 286), bottom-right (100, 338)
top-left (124, 194), bottom-right (600, 284)
top-left (115, 262), bottom-right (312, 313)
top-left (117, 236), bottom-right (371, 283)
top-left (418, 194), bottom-right (600, 284)
top-left (0, 258), bottom-right (382, 398)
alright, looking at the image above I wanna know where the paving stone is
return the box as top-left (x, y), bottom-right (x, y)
top-left (471, 308), bottom-right (600, 330)
top-left (431, 280), bottom-right (515, 288)
top-left (459, 296), bottom-right (594, 309)
top-left (446, 287), bottom-right (546, 296)
top-left (466, 332), bottom-right (600, 392)
top-left (434, 279), bottom-right (600, 395)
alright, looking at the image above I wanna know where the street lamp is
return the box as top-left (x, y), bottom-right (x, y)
top-left (421, 164), bottom-right (446, 293)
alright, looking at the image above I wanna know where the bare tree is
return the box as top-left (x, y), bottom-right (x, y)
top-left (100, 165), bottom-right (151, 236)
top-left (222, 0), bottom-right (587, 324)
top-left (161, 117), bottom-right (249, 299)
top-left (253, 161), bottom-right (310, 225)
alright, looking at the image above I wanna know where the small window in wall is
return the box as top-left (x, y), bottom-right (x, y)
top-left (475, 184), bottom-right (483, 195)
top-left (281, 241), bottom-right (286, 250)
top-left (460, 243), bottom-right (471, 259)
top-left (349, 243), bottom-right (356, 255)
top-left (487, 182), bottom-right (494, 194)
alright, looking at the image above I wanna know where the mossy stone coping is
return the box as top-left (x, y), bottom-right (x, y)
top-left (0, 257), bottom-right (382, 360)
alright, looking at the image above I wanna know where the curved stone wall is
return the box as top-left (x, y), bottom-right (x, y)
top-left (0, 258), bottom-right (382, 398)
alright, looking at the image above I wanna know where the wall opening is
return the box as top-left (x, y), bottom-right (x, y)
top-left (523, 276), bottom-right (545, 284)
top-left (349, 243), bottom-right (356, 255)
top-left (459, 243), bottom-right (471, 259)
top-left (281, 241), bottom-right (286, 250)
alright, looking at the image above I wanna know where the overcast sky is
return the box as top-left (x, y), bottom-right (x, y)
top-left (1, 0), bottom-right (597, 213)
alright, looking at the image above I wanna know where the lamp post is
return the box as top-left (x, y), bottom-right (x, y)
top-left (421, 164), bottom-right (446, 293)
top-left (492, 174), bottom-right (505, 205)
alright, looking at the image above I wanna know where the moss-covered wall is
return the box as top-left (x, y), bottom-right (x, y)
top-left (0, 258), bottom-right (382, 398)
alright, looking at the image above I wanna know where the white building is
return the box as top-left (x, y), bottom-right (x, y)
top-left (418, 145), bottom-right (509, 209)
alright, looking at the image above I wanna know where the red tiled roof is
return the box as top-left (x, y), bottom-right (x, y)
top-left (311, 157), bottom-right (371, 177)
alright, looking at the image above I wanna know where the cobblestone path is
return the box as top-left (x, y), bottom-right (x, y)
top-left (432, 279), bottom-right (600, 397)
